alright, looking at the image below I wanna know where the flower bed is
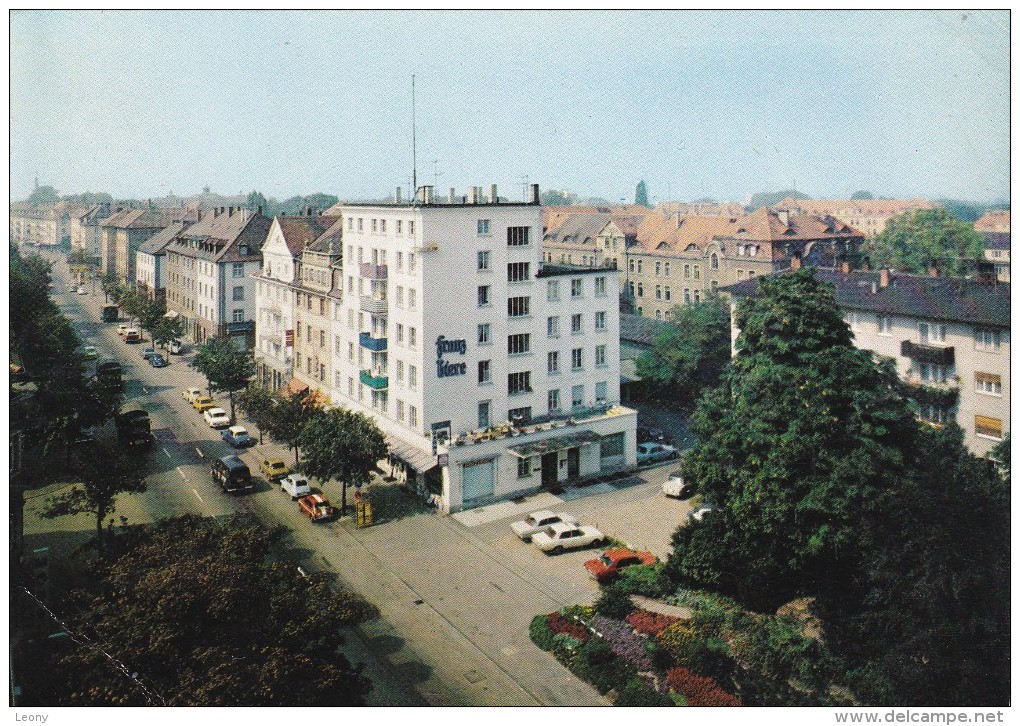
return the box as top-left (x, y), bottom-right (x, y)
top-left (591, 614), bottom-right (654, 671)
top-left (626, 609), bottom-right (682, 637)
top-left (666, 667), bottom-right (742, 706)
top-left (547, 611), bottom-right (591, 641)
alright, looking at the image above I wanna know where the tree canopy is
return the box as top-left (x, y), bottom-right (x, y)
top-left (870, 208), bottom-right (985, 276)
top-left (191, 337), bottom-right (255, 422)
top-left (635, 180), bottom-right (649, 207)
top-left (28, 185), bottom-right (60, 204)
top-left (36, 515), bottom-right (375, 705)
top-left (265, 389), bottom-right (320, 464)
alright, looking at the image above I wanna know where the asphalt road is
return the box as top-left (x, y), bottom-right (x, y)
top-left (31, 251), bottom-right (697, 706)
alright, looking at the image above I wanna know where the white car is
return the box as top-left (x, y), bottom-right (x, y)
top-left (662, 470), bottom-right (694, 498)
top-left (510, 510), bottom-right (580, 542)
top-left (77, 285), bottom-right (88, 295)
top-left (117, 323), bottom-right (130, 336)
top-left (637, 442), bottom-right (679, 465)
top-left (168, 339), bottom-right (183, 354)
top-left (532, 522), bottom-right (606, 554)
top-left (203, 407), bottom-right (230, 428)
top-left (687, 505), bottom-right (715, 523)
top-left (280, 474), bottom-right (312, 500)
top-left (183, 387), bottom-right (202, 402)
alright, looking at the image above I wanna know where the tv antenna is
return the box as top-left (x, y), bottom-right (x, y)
top-left (411, 75), bottom-right (417, 198)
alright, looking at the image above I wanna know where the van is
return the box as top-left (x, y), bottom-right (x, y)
top-left (212, 455), bottom-right (253, 494)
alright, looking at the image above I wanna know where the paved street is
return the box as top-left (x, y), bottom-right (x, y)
top-left (25, 251), bottom-right (698, 706)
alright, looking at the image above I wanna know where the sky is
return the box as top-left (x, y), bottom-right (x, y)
top-left (9, 10), bottom-right (1010, 205)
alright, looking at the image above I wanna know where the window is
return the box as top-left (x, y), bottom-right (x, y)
top-left (371, 219), bottom-right (378, 233)
top-left (975, 415), bottom-right (1003, 440)
top-left (396, 323), bottom-right (404, 343)
top-left (397, 220), bottom-right (403, 234)
top-left (656, 261), bottom-right (661, 276)
top-left (847, 311), bottom-right (861, 331)
top-left (477, 219), bottom-right (491, 235)
top-left (233, 286), bottom-right (244, 301)
top-left (711, 280), bottom-right (718, 292)
top-left (478, 401), bottom-right (491, 429)
top-left (395, 285), bottom-right (404, 307)
top-left (232, 262), bottom-right (244, 277)
top-left (477, 250), bottom-right (490, 271)
top-left (664, 263), bottom-right (670, 277)
top-left (919, 363), bottom-right (949, 383)
top-left (711, 253), bottom-right (719, 269)
top-left (684, 264), bottom-right (690, 279)
top-left (595, 311), bottom-right (606, 331)
top-left (508, 333), bottom-right (531, 355)
top-left (595, 381), bottom-right (607, 403)
top-left (320, 330), bottom-right (326, 347)
top-left (408, 289), bottom-right (416, 310)
top-left (507, 226), bottom-right (530, 246)
top-left (397, 399), bottom-right (405, 421)
top-left (508, 406), bottom-right (532, 425)
top-left (737, 269), bottom-right (745, 281)
top-left (380, 219), bottom-right (386, 233)
top-left (975, 372), bottom-right (1002, 396)
top-left (296, 321), bottom-right (302, 337)
top-left (409, 327), bottom-right (416, 348)
top-left (547, 316), bottom-right (560, 337)
top-left (508, 371), bottom-right (532, 395)
top-left (637, 283), bottom-right (643, 297)
top-left (571, 278), bottom-right (582, 298)
top-left (517, 456), bottom-right (530, 478)
top-left (547, 280), bottom-right (560, 301)
top-left (629, 259), bottom-right (635, 273)
top-left (478, 360), bottom-right (491, 384)
top-left (548, 389), bottom-right (561, 412)
top-left (572, 385), bottom-right (584, 408)
top-left (507, 262), bottom-right (530, 282)
top-left (628, 281), bottom-right (635, 297)
top-left (637, 260), bottom-right (643, 274)
top-left (357, 218), bottom-right (363, 231)
top-left (656, 285), bottom-right (662, 300)
top-left (975, 328), bottom-right (1001, 351)
top-left (478, 323), bottom-right (491, 344)
top-left (396, 360), bottom-right (405, 383)
top-left (408, 251), bottom-right (416, 270)
top-left (571, 348), bottom-right (583, 370)
top-left (548, 351), bottom-right (560, 373)
top-left (595, 276), bottom-right (606, 296)
top-left (307, 326), bottom-right (312, 342)
top-left (232, 309), bottom-right (244, 322)
top-left (693, 290), bottom-right (700, 303)
top-left (919, 321), bottom-right (947, 344)
top-left (595, 344), bottom-right (606, 366)
top-left (408, 365), bottom-right (417, 390)
top-left (348, 342), bottom-right (354, 361)
top-left (478, 285), bottom-right (491, 306)
top-left (878, 314), bottom-right (892, 335)
top-left (508, 296), bottom-right (530, 317)
top-left (409, 406), bottom-right (417, 428)
top-left (693, 265), bottom-right (700, 280)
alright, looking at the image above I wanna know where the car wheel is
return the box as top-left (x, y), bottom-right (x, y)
top-left (522, 536), bottom-right (531, 543)
top-left (552, 545), bottom-right (564, 555)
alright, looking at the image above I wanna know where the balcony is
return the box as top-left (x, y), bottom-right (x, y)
top-left (901, 340), bottom-right (955, 365)
top-left (360, 262), bottom-right (388, 280)
top-left (360, 295), bottom-right (388, 314)
top-left (360, 369), bottom-right (389, 390)
top-left (359, 331), bottom-right (388, 351)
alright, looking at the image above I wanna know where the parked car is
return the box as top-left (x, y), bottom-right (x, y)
top-left (81, 345), bottom-right (98, 360)
top-left (532, 522), bottom-right (606, 554)
top-left (203, 407), bottom-right (230, 428)
top-left (148, 353), bottom-right (169, 368)
top-left (298, 494), bottom-right (335, 522)
top-left (584, 548), bottom-right (658, 584)
top-left (183, 387), bottom-right (203, 403)
top-left (140, 347), bottom-right (159, 360)
top-left (636, 442), bottom-right (679, 465)
top-left (167, 339), bottom-right (183, 354)
top-left (192, 395), bottom-right (216, 412)
top-left (637, 426), bottom-right (672, 445)
top-left (510, 510), bottom-right (580, 542)
top-left (77, 285), bottom-right (87, 295)
top-left (221, 425), bottom-right (254, 448)
top-left (212, 455), bottom-right (253, 494)
top-left (687, 505), bottom-right (715, 524)
top-left (124, 329), bottom-right (141, 343)
top-left (280, 474), bottom-right (312, 500)
top-left (260, 458), bottom-right (290, 480)
top-left (117, 323), bottom-right (130, 336)
top-left (662, 470), bottom-right (694, 498)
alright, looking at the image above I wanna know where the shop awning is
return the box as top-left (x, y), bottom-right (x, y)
top-left (386, 433), bottom-right (437, 473)
top-left (506, 431), bottom-right (603, 458)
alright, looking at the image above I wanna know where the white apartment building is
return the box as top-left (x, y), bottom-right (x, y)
top-left (328, 184), bottom-right (637, 513)
top-left (728, 267), bottom-right (1010, 458)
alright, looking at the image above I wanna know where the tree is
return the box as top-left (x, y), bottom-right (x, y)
top-left (236, 384), bottom-right (276, 444)
top-left (41, 441), bottom-right (146, 550)
top-left (116, 288), bottom-right (146, 327)
top-left (191, 337), bottom-right (255, 423)
top-left (42, 515), bottom-right (375, 705)
top-left (990, 433), bottom-right (1009, 483)
top-left (152, 315), bottom-right (185, 351)
top-left (246, 190), bottom-right (269, 212)
top-left (298, 407), bottom-right (387, 515)
top-left (661, 269), bottom-right (919, 610)
top-left (28, 185), bottom-right (60, 204)
top-left (266, 390), bottom-right (319, 465)
top-left (870, 208), bottom-right (986, 276)
top-left (635, 180), bottom-right (649, 207)
top-left (850, 190), bottom-right (874, 200)
top-left (634, 298), bottom-right (731, 406)
top-left (100, 271), bottom-right (123, 303)
top-left (539, 189), bottom-right (577, 206)
top-left (136, 296), bottom-right (167, 345)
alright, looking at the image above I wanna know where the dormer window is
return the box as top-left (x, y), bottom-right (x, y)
top-left (240, 245), bottom-right (250, 256)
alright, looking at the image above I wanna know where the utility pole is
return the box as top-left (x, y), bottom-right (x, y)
top-left (411, 75), bottom-right (417, 197)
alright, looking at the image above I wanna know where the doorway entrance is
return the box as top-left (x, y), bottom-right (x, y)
top-left (541, 452), bottom-right (558, 488)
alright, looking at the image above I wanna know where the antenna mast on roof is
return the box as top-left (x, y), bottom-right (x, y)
top-left (411, 75), bottom-right (417, 199)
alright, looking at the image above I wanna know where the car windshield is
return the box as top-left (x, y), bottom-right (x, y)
top-left (525, 516), bottom-right (538, 526)
top-left (599, 554), bottom-right (613, 565)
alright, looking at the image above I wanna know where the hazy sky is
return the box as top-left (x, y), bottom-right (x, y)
top-left (10, 10), bottom-right (1010, 204)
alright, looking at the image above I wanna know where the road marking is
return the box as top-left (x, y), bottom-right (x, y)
top-left (191, 488), bottom-right (204, 503)
top-left (162, 447), bottom-right (172, 459)
top-left (195, 447), bottom-right (204, 458)
top-left (176, 466), bottom-right (187, 481)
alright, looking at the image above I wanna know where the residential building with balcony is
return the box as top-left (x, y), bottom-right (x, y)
top-left (726, 267), bottom-right (1009, 457)
top-left (165, 206), bottom-right (272, 347)
top-left (293, 219), bottom-right (344, 394)
top-left (254, 213), bottom-right (339, 390)
top-left (329, 184), bottom-right (637, 513)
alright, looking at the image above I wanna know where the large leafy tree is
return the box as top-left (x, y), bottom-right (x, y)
top-left (266, 389), bottom-right (319, 464)
top-left (135, 296), bottom-right (167, 345)
top-left (191, 337), bottom-right (255, 423)
top-left (298, 407), bottom-right (387, 515)
top-left (634, 298), bottom-right (730, 406)
top-left (661, 269), bottom-right (918, 610)
top-left (236, 384), bottom-right (276, 444)
top-left (152, 315), bottom-right (185, 351)
top-left (28, 185), bottom-right (60, 204)
top-left (40, 515), bottom-right (375, 705)
top-left (100, 271), bottom-right (123, 303)
top-left (635, 180), bottom-right (650, 207)
top-left (41, 441), bottom-right (147, 549)
top-left (871, 208), bottom-right (985, 276)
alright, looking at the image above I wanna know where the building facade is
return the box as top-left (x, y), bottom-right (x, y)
top-left (99, 208), bottom-right (192, 282)
top-left (165, 207), bottom-right (272, 347)
top-left (313, 184), bottom-right (636, 513)
top-left (135, 222), bottom-right (186, 300)
top-left (727, 267), bottom-right (1010, 457)
top-left (774, 197), bottom-right (938, 238)
top-left (70, 203), bottom-right (111, 261)
top-left (293, 221), bottom-right (344, 394)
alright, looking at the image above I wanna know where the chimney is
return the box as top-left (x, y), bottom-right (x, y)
top-left (790, 254), bottom-right (802, 271)
top-left (880, 268), bottom-right (891, 288)
top-left (777, 209), bottom-right (790, 227)
top-left (467, 187), bottom-right (476, 204)
top-left (490, 184), bottom-right (498, 203)
top-left (395, 187), bottom-right (402, 203)
top-left (840, 260), bottom-right (851, 275)
top-left (256, 205), bottom-right (262, 215)
top-left (530, 183), bottom-right (540, 204)
top-left (422, 186), bottom-right (433, 204)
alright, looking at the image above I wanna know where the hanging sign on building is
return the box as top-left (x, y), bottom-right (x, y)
top-left (435, 336), bottom-right (467, 378)
top-left (285, 329), bottom-right (294, 347)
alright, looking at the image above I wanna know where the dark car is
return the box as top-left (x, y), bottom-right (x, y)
top-left (148, 353), bottom-right (169, 367)
top-left (212, 455), bottom-right (253, 494)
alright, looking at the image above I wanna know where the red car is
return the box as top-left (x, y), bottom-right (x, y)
top-left (298, 494), bottom-right (335, 522)
top-left (584, 548), bottom-right (658, 584)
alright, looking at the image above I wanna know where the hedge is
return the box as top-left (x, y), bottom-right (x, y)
top-left (529, 614), bottom-right (556, 651)
top-left (614, 675), bottom-right (674, 706)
